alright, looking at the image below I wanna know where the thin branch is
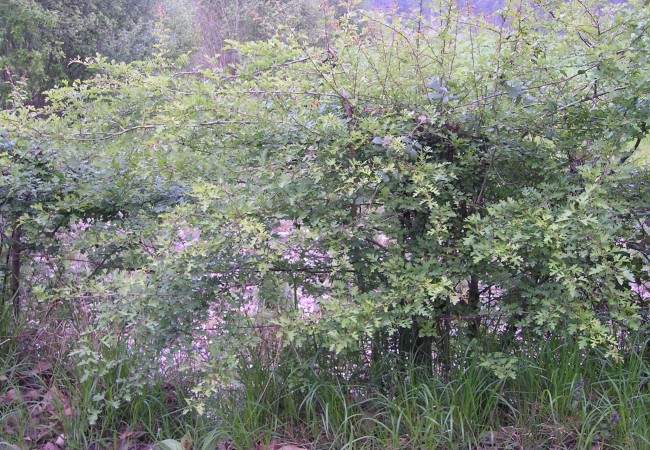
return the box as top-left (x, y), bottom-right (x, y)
top-left (77, 124), bottom-right (161, 141)
top-left (556, 85), bottom-right (629, 112)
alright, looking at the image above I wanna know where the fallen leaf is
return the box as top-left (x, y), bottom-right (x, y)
top-left (36, 428), bottom-right (57, 443)
top-left (267, 440), bottom-right (308, 450)
top-left (41, 443), bottom-right (59, 450)
top-left (42, 386), bottom-right (62, 404)
top-left (120, 430), bottom-right (135, 440)
top-left (5, 411), bottom-right (21, 429)
top-left (29, 362), bottom-right (53, 376)
top-left (25, 389), bottom-right (41, 401)
top-left (0, 443), bottom-right (21, 450)
top-left (1, 388), bottom-right (18, 405)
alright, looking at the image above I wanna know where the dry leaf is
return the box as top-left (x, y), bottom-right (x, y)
top-left (181, 435), bottom-right (192, 450)
top-left (41, 443), bottom-right (59, 450)
top-left (42, 386), bottom-right (62, 404)
top-left (267, 440), bottom-right (308, 450)
top-left (119, 429), bottom-right (145, 440)
top-left (25, 389), bottom-right (41, 401)
top-left (29, 362), bottom-right (53, 376)
top-left (5, 411), bottom-right (21, 429)
top-left (0, 443), bottom-right (21, 450)
top-left (1, 388), bottom-right (18, 405)
top-left (36, 428), bottom-right (57, 443)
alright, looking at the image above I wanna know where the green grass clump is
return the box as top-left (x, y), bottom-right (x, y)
top-left (2, 333), bottom-right (648, 449)
top-left (165, 337), bottom-right (648, 450)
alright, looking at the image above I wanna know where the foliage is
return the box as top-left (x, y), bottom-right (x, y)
top-left (0, 0), bottom-right (197, 108)
top-left (0, 0), bottom-right (649, 444)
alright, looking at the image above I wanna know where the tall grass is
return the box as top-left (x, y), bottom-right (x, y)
top-left (187, 337), bottom-right (649, 449)
top-left (2, 333), bottom-right (648, 449)
top-left (0, 335), bottom-right (189, 449)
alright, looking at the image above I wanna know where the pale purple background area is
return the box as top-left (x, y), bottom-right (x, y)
top-left (367, 0), bottom-right (505, 14)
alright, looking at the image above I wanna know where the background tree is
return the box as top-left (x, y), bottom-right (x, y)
top-left (0, 0), bottom-right (196, 108)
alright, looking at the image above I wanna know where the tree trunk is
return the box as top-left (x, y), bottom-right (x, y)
top-left (436, 316), bottom-right (452, 377)
top-left (9, 224), bottom-right (22, 319)
top-left (468, 276), bottom-right (481, 339)
top-left (397, 319), bottom-right (433, 375)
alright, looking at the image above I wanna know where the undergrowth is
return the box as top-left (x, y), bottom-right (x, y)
top-left (3, 328), bottom-right (647, 450)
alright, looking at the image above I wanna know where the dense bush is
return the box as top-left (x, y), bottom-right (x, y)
top-left (0, 0), bottom-right (648, 447)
